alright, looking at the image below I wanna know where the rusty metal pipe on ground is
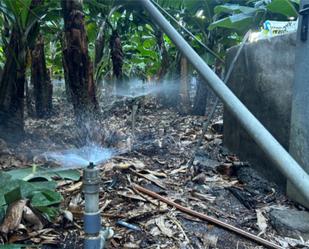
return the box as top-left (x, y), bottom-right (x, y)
top-left (133, 184), bottom-right (282, 249)
top-left (138, 0), bottom-right (309, 203)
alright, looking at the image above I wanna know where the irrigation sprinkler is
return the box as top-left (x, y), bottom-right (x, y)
top-left (83, 162), bottom-right (113, 249)
top-left (114, 79), bottom-right (178, 143)
top-left (45, 145), bottom-right (116, 249)
top-left (115, 83), bottom-right (149, 142)
top-left (131, 98), bottom-right (139, 141)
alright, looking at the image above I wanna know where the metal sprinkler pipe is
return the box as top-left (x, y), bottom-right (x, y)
top-left (138, 0), bottom-right (309, 203)
top-left (83, 162), bottom-right (112, 249)
top-left (131, 100), bottom-right (138, 140)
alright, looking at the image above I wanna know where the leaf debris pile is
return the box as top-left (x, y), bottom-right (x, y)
top-left (0, 97), bottom-right (308, 249)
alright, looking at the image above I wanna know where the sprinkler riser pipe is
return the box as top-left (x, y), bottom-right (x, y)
top-left (131, 103), bottom-right (138, 139)
top-left (83, 166), bottom-right (100, 213)
top-left (84, 192), bottom-right (99, 213)
top-left (83, 165), bottom-right (103, 249)
top-left (84, 212), bottom-right (101, 234)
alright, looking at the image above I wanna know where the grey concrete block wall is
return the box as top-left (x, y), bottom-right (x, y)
top-left (224, 33), bottom-right (296, 190)
top-left (288, 12), bottom-right (309, 208)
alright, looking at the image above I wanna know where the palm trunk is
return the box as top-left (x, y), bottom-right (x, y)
top-left (179, 56), bottom-right (190, 114)
top-left (26, 76), bottom-right (35, 117)
top-left (110, 30), bottom-right (124, 92)
top-left (155, 30), bottom-right (169, 80)
top-left (0, 29), bottom-right (26, 142)
top-left (95, 19), bottom-right (106, 69)
top-left (155, 30), bottom-right (170, 105)
top-left (0, 0), bottom-right (41, 142)
top-left (60, 36), bottom-right (71, 102)
top-left (31, 34), bottom-right (53, 118)
top-left (192, 75), bottom-right (208, 116)
top-left (61, 0), bottom-right (98, 136)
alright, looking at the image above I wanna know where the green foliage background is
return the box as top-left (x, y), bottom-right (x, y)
top-left (0, 0), bottom-right (299, 81)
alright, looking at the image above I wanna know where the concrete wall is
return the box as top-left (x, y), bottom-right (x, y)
top-left (224, 33), bottom-right (296, 190)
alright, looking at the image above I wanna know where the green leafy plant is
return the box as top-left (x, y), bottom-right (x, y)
top-left (0, 244), bottom-right (39, 249)
top-left (0, 167), bottom-right (80, 222)
top-left (209, 1), bottom-right (299, 32)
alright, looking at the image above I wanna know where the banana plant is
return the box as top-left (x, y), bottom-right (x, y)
top-left (85, 0), bottom-right (165, 81)
top-left (0, 0), bottom-right (51, 142)
top-left (209, 0), bottom-right (299, 32)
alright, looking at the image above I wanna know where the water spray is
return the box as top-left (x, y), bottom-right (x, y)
top-left (83, 162), bottom-right (112, 249)
top-left (113, 80), bottom-right (178, 142)
top-left (43, 143), bottom-right (161, 248)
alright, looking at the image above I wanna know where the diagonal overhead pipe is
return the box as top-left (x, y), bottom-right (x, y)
top-left (138, 0), bottom-right (309, 203)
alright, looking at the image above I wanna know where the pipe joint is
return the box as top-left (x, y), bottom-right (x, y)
top-left (84, 236), bottom-right (102, 249)
top-left (84, 228), bottom-right (114, 249)
top-left (84, 211), bottom-right (101, 234)
top-left (83, 184), bottom-right (100, 194)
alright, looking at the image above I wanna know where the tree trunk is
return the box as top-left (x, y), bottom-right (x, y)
top-left (31, 34), bottom-right (53, 118)
top-left (155, 30), bottom-right (169, 81)
top-left (155, 30), bottom-right (170, 105)
top-left (61, 0), bottom-right (98, 136)
top-left (95, 19), bottom-right (106, 69)
top-left (0, 29), bottom-right (26, 142)
top-left (179, 56), bottom-right (191, 114)
top-left (192, 75), bottom-right (208, 116)
top-left (26, 76), bottom-right (35, 117)
top-left (110, 30), bottom-right (124, 92)
top-left (1, 16), bottom-right (10, 56)
top-left (60, 35), bottom-right (72, 102)
top-left (0, 0), bottom-right (41, 142)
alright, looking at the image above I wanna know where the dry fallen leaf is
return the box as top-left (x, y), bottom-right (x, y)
top-left (130, 169), bottom-right (166, 189)
top-left (256, 209), bottom-right (267, 236)
top-left (64, 181), bottom-right (82, 193)
top-left (116, 158), bottom-right (145, 170)
top-left (202, 234), bottom-right (218, 248)
top-left (123, 242), bottom-right (141, 248)
top-left (8, 233), bottom-right (30, 243)
top-left (170, 165), bottom-right (187, 175)
top-left (102, 161), bottom-right (116, 171)
top-left (0, 199), bottom-right (27, 234)
top-left (63, 210), bottom-right (74, 222)
top-left (118, 189), bottom-right (146, 202)
top-left (155, 216), bottom-right (174, 238)
top-left (23, 205), bottom-right (44, 230)
top-left (275, 236), bottom-right (309, 248)
top-left (191, 191), bottom-right (216, 203)
top-left (149, 226), bottom-right (161, 236)
top-left (139, 169), bottom-right (167, 178)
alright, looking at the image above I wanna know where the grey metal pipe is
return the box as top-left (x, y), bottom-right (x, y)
top-left (83, 164), bottom-right (102, 249)
top-left (83, 163), bottom-right (113, 249)
top-left (139, 0), bottom-right (309, 202)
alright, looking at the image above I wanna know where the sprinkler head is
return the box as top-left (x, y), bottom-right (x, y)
top-left (88, 162), bottom-right (95, 168)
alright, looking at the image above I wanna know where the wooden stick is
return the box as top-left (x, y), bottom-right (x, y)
top-left (132, 184), bottom-right (282, 249)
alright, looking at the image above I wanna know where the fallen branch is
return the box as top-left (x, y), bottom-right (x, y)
top-left (132, 184), bottom-right (282, 249)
